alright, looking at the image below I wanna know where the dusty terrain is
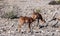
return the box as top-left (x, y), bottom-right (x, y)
top-left (0, 0), bottom-right (60, 36)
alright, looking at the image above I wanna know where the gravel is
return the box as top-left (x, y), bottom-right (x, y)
top-left (0, 0), bottom-right (60, 36)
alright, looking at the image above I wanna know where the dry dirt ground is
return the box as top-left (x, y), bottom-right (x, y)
top-left (0, 0), bottom-right (60, 36)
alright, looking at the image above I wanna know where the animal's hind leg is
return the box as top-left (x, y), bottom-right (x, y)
top-left (18, 24), bottom-right (22, 32)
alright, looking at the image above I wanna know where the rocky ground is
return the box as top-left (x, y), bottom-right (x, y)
top-left (0, 0), bottom-right (60, 36)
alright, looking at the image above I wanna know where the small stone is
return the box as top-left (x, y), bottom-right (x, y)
top-left (8, 31), bottom-right (11, 34)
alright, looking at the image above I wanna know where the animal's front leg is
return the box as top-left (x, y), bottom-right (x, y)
top-left (37, 19), bottom-right (39, 26)
top-left (27, 23), bottom-right (31, 33)
top-left (40, 20), bottom-right (45, 24)
top-left (36, 19), bottom-right (39, 30)
top-left (40, 17), bottom-right (46, 24)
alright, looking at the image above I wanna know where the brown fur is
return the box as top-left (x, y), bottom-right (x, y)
top-left (18, 11), bottom-right (46, 32)
top-left (18, 16), bottom-right (35, 32)
top-left (31, 12), bottom-right (46, 24)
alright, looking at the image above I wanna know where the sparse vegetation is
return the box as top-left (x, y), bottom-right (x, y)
top-left (0, 0), bottom-right (3, 1)
top-left (49, 1), bottom-right (56, 5)
top-left (57, 0), bottom-right (60, 4)
top-left (49, 0), bottom-right (60, 5)
top-left (36, 9), bottom-right (40, 13)
top-left (34, 8), bottom-right (41, 13)
top-left (1, 11), bottom-right (18, 19)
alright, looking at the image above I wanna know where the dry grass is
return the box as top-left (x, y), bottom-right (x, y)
top-left (1, 11), bottom-right (17, 19)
